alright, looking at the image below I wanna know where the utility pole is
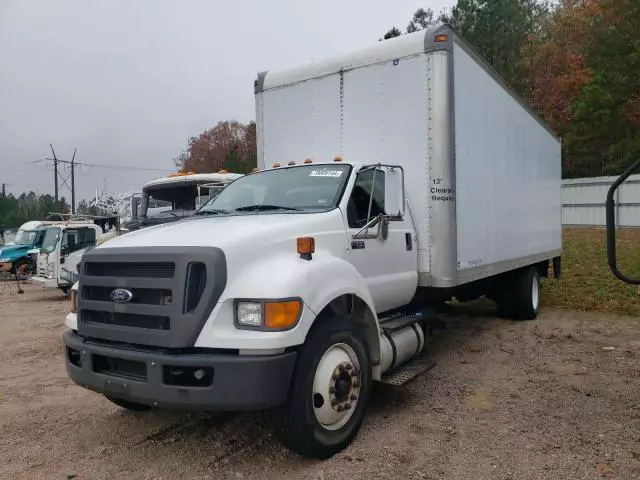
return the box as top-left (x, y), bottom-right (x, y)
top-left (50, 144), bottom-right (59, 203)
top-left (1, 183), bottom-right (5, 197)
top-left (71, 148), bottom-right (76, 214)
top-left (48, 144), bottom-right (77, 213)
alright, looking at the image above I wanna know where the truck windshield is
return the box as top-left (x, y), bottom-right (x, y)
top-left (141, 184), bottom-right (213, 219)
top-left (13, 229), bottom-right (39, 245)
top-left (41, 227), bottom-right (61, 254)
top-left (198, 164), bottom-right (351, 214)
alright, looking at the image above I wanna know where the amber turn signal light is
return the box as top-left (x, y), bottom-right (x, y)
top-left (264, 300), bottom-right (302, 330)
top-left (434, 34), bottom-right (449, 43)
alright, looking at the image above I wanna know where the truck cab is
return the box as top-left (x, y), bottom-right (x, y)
top-left (0, 226), bottom-right (47, 275)
top-left (36, 222), bottom-right (107, 293)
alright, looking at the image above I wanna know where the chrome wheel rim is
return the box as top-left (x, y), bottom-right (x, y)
top-left (312, 343), bottom-right (361, 431)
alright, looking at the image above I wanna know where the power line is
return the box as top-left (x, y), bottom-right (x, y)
top-left (35, 158), bottom-right (174, 173)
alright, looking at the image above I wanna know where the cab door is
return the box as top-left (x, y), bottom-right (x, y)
top-left (342, 166), bottom-right (418, 313)
top-left (59, 228), bottom-right (96, 282)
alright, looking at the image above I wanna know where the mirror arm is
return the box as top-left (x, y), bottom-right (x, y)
top-left (352, 215), bottom-right (381, 239)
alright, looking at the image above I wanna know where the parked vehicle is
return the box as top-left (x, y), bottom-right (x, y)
top-left (0, 226), bottom-right (47, 275)
top-left (35, 216), bottom-right (118, 293)
top-left (63, 24), bottom-right (562, 459)
top-left (123, 171), bottom-right (243, 231)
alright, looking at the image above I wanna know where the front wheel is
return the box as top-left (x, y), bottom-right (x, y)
top-left (273, 318), bottom-right (372, 459)
top-left (12, 259), bottom-right (31, 277)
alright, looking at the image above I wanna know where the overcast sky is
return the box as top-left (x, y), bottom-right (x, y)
top-left (0, 0), bottom-right (452, 202)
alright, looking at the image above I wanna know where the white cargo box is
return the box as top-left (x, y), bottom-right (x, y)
top-left (255, 24), bottom-right (562, 288)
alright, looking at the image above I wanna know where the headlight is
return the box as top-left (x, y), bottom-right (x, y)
top-left (235, 299), bottom-right (302, 331)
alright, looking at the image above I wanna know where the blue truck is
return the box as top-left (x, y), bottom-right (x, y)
top-left (0, 225), bottom-right (47, 276)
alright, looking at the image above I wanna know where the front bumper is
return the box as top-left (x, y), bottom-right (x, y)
top-left (63, 330), bottom-right (296, 411)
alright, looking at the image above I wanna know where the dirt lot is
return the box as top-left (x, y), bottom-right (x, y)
top-left (1, 283), bottom-right (639, 480)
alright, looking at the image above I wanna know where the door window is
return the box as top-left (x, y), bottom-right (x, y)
top-left (346, 169), bottom-right (386, 228)
top-left (61, 228), bottom-right (96, 256)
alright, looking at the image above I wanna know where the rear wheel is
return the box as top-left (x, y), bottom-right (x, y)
top-left (103, 395), bottom-right (152, 411)
top-left (497, 267), bottom-right (540, 320)
top-left (273, 318), bottom-right (372, 459)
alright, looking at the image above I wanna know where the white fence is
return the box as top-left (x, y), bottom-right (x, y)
top-left (562, 173), bottom-right (640, 227)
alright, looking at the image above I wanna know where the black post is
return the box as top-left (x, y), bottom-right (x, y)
top-left (1, 183), bottom-right (5, 197)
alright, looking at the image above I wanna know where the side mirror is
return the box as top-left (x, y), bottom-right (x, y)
top-left (384, 167), bottom-right (405, 219)
top-left (606, 158), bottom-right (640, 285)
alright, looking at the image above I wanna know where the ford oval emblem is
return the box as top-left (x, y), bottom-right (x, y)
top-left (111, 288), bottom-right (133, 304)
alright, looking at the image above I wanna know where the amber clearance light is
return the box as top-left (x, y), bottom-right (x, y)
top-left (297, 237), bottom-right (315, 261)
top-left (434, 34), bottom-right (449, 43)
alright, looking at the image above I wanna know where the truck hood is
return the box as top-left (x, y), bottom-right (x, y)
top-left (0, 244), bottom-right (30, 259)
top-left (96, 212), bottom-right (343, 250)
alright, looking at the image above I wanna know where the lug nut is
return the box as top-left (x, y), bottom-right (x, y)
top-left (336, 405), bottom-right (344, 412)
top-left (345, 364), bottom-right (353, 371)
top-left (344, 403), bottom-right (352, 410)
top-left (350, 394), bottom-right (358, 401)
top-left (351, 370), bottom-right (358, 377)
top-left (331, 399), bottom-right (338, 407)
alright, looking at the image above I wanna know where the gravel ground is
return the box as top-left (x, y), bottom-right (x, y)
top-left (1, 283), bottom-right (639, 480)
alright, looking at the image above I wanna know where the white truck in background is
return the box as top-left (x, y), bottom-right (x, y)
top-left (63, 24), bottom-right (561, 459)
top-left (59, 171), bottom-right (244, 289)
top-left (124, 171), bottom-right (244, 231)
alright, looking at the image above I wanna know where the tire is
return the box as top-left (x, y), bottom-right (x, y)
top-left (272, 318), bottom-right (372, 459)
top-left (60, 286), bottom-right (70, 296)
top-left (12, 259), bottom-right (31, 277)
top-left (104, 395), bottom-right (152, 412)
top-left (497, 267), bottom-right (540, 320)
top-left (513, 267), bottom-right (541, 320)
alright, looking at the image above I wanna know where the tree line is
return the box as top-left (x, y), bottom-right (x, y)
top-left (382, 0), bottom-right (639, 178)
top-left (0, 193), bottom-right (69, 232)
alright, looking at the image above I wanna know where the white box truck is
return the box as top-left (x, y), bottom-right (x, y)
top-left (63, 24), bottom-right (561, 459)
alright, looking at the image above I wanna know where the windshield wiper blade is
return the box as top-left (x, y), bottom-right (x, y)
top-left (235, 204), bottom-right (300, 212)
top-left (194, 209), bottom-right (229, 215)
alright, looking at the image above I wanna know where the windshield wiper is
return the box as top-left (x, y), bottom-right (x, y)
top-left (195, 209), bottom-right (229, 215)
top-left (235, 204), bottom-right (300, 212)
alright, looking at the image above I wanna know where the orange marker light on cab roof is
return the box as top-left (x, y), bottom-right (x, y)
top-left (252, 167), bottom-right (260, 173)
top-left (297, 237), bottom-right (315, 261)
top-left (304, 158), bottom-right (313, 164)
top-left (272, 162), bottom-right (281, 168)
top-left (218, 169), bottom-right (228, 174)
top-left (333, 155), bottom-right (343, 162)
top-left (288, 161), bottom-right (296, 166)
top-left (434, 34), bottom-right (449, 43)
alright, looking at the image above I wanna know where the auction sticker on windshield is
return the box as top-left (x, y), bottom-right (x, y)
top-left (309, 169), bottom-right (343, 177)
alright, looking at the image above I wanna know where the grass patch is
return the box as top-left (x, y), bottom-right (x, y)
top-left (542, 228), bottom-right (640, 316)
